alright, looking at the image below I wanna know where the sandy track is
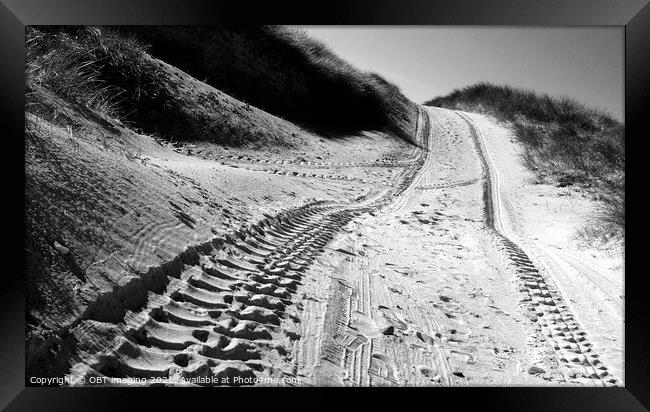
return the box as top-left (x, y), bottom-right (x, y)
top-left (292, 107), bottom-right (621, 386)
top-left (64, 106), bottom-right (621, 387)
top-left (459, 111), bottom-right (623, 384)
top-left (457, 111), bottom-right (619, 386)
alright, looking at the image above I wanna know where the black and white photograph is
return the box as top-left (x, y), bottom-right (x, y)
top-left (23, 24), bottom-right (627, 389)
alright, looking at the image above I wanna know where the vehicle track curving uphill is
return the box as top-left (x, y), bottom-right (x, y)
top-left (457, 111), bottom-right (618, 387)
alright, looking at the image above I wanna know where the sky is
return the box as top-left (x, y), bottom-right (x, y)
top-left (293, 27), bottom-right (624, 120)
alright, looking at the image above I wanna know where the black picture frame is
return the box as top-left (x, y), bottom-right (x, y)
top-left (3, 0), bottom-right (647, 410)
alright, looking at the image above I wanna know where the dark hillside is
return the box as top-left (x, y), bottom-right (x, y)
top-left (118, 26), bottom-right (418, 141)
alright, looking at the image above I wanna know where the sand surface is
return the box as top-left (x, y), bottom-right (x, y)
top-left (35, 106), bottom-right (621, 387)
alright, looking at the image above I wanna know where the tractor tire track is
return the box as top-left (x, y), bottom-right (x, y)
top-left (66, 108), bottom-right (431, 386)
top-left (213, 154), bottom-right (417, 169)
